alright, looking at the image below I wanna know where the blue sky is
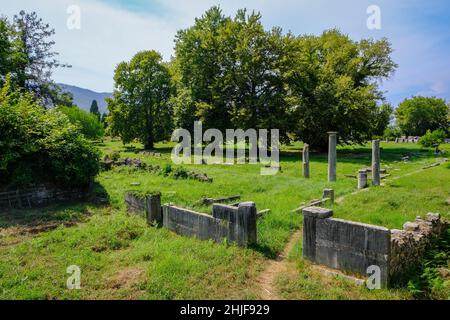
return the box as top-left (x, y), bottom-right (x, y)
top-left (2, 0), bottom-right (450, 106)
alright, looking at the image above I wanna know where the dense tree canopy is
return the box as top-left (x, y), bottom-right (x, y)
top-left (173, 7), bottom-right (292, 141)
top-left (107, 50), bottom-right (173, 149)
top-left (285, 30), bottom-right (397, 149)
top-left (396, 96), bottom-right (449, 136)
top-left (58, 105), bottom-right (105, 140)
top-left (172, 7), bottom-right (397, 149)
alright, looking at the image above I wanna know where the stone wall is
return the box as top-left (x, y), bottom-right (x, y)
top-left (302, 207), bottom-right (449, 288)
top-left (390, 213), bottom-right (449, 284)
top-left (125, 192), bottom-right (257, 247)
top-left (124, 192), bottom-right (162, 225)
top-left (162, 202), bottom-right (257, 246)
top-left (303, 207), bottom-right (390, 287)
top-left (0, 185), bottom-right (91, 210)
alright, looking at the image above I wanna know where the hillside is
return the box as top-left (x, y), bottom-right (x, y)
top-left (59, 83), bottom-right (112, 114)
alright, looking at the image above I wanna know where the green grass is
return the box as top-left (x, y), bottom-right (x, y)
top-left (0, 139), bottom-right (449, 299)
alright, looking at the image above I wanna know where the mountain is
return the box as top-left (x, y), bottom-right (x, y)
top-left (58, 83), bottom-right (112, 115)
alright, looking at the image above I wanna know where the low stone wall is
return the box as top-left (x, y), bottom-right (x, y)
top-left (163, 202), bottom-right (257, 246)
top-left (390, 213), bottom-right (448, 284)
top-left (124, 192), bottom-right (162, 224)
top-left (0, 185), bottom-right (91, 210)
top-left (302, 207), bottom-right (449, 287)
top-left (125, 192), bottom-right (257, 247)
top-left (303, 207), bottom-right (390, 287)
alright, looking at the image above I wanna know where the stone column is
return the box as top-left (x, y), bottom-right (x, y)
top-left (328, 132), bottom-right (337, 182)
top-left (302, 144), bottom-right (310, 178)
top-left (372, 140), bottom-right (381, 186)
top-left (146, 194), bottom-right (162, 225)
top-left (302, 207), bottom-right (333, 261)
top-left (236, 202), bottom-right (257, 246)
top-left (358, 169), bottom-right (368, 190)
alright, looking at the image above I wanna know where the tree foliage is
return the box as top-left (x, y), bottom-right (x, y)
top-left (90, 99), bottom-right (101, 121)
top-left (107, 50), bottom-right (173, 149)
top-left (0, 11), bottom-right (71, 106)
top-left (396, 96), bottom-right (449, 136)
top-left (286, 30), bottom-right (397, 149)
top-left (0, 76), bottom-right (99, 188)
top-left (419, 129), bottom-right (447, 148)
top-left (173, 7), bottom-right (292, 141)
top-left (172, 7), bottom-right (397, 149)
top-left (58, 105), bottom-right (105, 140)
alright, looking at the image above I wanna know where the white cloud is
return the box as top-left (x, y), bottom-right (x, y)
top-left (2, 0), bottom-right (449, 105)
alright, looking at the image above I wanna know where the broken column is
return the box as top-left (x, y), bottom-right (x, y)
top-left (372, 140), bottom-right (381, 186)
top-left (302, 144), bottom-right (310, 178)
top-left (328, 132), bottom-right (337, 182)
top-left (358, 169), bottom-right (368, 190)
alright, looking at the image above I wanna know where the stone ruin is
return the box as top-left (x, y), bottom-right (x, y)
top-left (302, 207), bottom-right (449, 288)
top-left (390, 213), bottom-right (449, 284)
top-left (125, 192), bottom-right (257, 247)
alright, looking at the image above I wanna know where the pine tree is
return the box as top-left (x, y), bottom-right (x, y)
top-left (90, 100), bottom-right (101, 121)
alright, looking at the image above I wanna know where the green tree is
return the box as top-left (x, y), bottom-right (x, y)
top-left (419, 129), bottom-right (447, 148)
top-left (107, 50), bottom-right (173, 149)
top-left (0, 75), bottom-right (99, 188)
top-left (90, 99), bottom-right (101, 120)
top-left (173, 7), bottom-right (292, 141)
top-left (0, 17), bottom-right (26, 88)
top-left (58, 105), bottom-right (105, 140)
top-left (373, 104), bottom-right (394, 137)
top-left (12, 11), bottom-right (71, 105)
top-left (286, 30), bottom-right (397, 150)
top-left (100, 112), bottom-right (108, 129)
top-left (395, 96), bottom-right (449, 136)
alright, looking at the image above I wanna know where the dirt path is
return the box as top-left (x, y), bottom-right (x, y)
top-left (257, 230), bottom-right (302, 300)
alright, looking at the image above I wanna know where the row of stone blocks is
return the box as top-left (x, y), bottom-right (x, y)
top-left (302, 206), bottom-right (448, 288)
top-left (125, 192), bottom-right (257, 247)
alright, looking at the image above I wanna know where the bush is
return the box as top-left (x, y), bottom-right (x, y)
top-left (57, 106), bottom-right (105, 140)
top-left (0, 77), bottom-right (100, 188)
top-left (419, 129), bottom-right (447, 148)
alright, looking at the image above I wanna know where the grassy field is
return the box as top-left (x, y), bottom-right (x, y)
top-left (0, 139), bottom-right (449, 299)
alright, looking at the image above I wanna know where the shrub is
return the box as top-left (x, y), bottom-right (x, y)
top-left (419, 129), bottom-right (447, 148)
top-left (0, 77), bottom-right (100, 188)
top-left (57, 105), bottom-right (105, 140)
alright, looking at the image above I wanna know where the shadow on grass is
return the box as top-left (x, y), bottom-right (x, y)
top-left (249, 243), bottom-right (278, 259)
top-left (0, 182), bottom-right (110, 231)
